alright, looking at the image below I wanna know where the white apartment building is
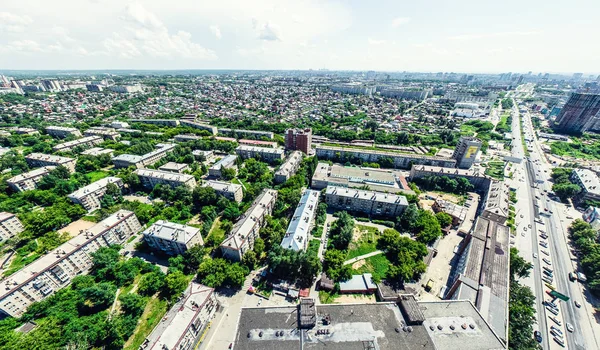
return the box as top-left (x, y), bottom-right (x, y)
top-left (45, 126), bottom-right (82, 139)
top-left (140, 282), bottom-right (218, 350)
top-left (0, 210), bottom-right (141, 318)
top-left (7, 166), bottom-right (55, 192)
top-left (208, 155), bottom-right (237, 178)
top-left (158, 162), bottom-right (190, 173)
top-left (281, 190), bottom-right (320, 252)
top-left (220, 189), bottom-right (277, 261)
top-left (325, 186), bottom-right (408, 218)
top-left (135, 168), bottom-right (197, 190)
top-left (80, 147), bottom-right (114, 157)
top-left (67, 177), bottom-right (123, 212)
top-left (84, 127), bottom-right (120, 141)
top-left (0, 212), bottom-right (24, 242)
top-left (142, 220), bottom-right (204, 256)
top-left (110, 121), bottom-right (130, 129)
top-left (112, 144), bottom-right (176, 169)
top-left (235, 145), bottom-right (284, 164)
top-left (274, 151), bottom-right (303, 184)
top-left (52, 135), bottom-right (103, 153)
top-left (203, 180), bottom-right (244, 203)
top-left (25, 153), bottom-right (77, 173)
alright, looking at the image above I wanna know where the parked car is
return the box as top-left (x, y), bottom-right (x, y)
top-left (534, 330), bottom-right (543, 343)
top-left (574, 300), bottom-right (581, 308)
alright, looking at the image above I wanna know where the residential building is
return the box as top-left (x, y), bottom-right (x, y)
top-left (235, 145), bottom-right (284, 164)
top-left (571, 168), bottom-right (600, 203)
top-left (281, 189), bottom-right (320, 252)
top-left (0, 212), bottom-right (24, 241)
top-left (274, 151), bottom-right (303, 184)
top-left (179, 120), bottom-right (218, 135)
top-left (158, 162), bottom-right (190, 173)
top-left (7, 166), bottom-right (55, 192)
top-left (174, 134), bottom-right (203, 142)
top-left (108, 85), bottom-right (143, 93)
top-left (452, 137), bottom-right (482, 169)
top-left (0, 147), bottom-right (10, 157)
top-left (192, 149), bottom-right (213, 160)
top-left (325, 186), bottom-right (408, 218)
top-left (481, 180), bottom-right (510, 225)
top-left (11, 127), bottom-right (39, 136)
top-left (208, 155), bottom-right (237, 177)
top-left (312, 162), bottom-right (414, 195)
top-left (220, 189), bottom-right (277, 261)
top-left (110, 121), bottom-right (130, 129)
top-left (84, 127), bottom-right (120, 141)
top-left (135, 168), bottom-right (197, 190)
top-left (67, 177), bottom-right (123, 212)
top-left (45, 126), bottom-right (82, 139)
top-left (0, 210), bottom-right (141, 318)
top-left (432, 199), bottom-right (468, 226)
top-left (80, 147), bottom-right (114, 157)
top-left (238, 139), bottom-right (277, 148)
top-left (142, 220), bottom-right (204, 256)
top-left (133, 119), bottom-right (180, 127)
top-left (203, 180), bottom-right (244, 203)
top-left (377, 87), bottom-right (432, 101)
top-left (112, 144), bottom-right (176, 168)
top-left (217, 128), bottom-right (274, 139)
top-left (554, 92), bottom-right (600, 134)
top-left (285, 128), bottom-right (312, 154)
top-left (140, 282), bottom-right (218, 350)
top-left (331, 83), bottom-right (376, 96)
top-left (52, 135), bottom-right (103, 153)
top-left (409, 164), bottom-right (493, 189)
top-left (316, 145), bottom-right (456, 169)
top-left (25, 153), bottom-right (76, 173)
top-left (339, 273), bottom-right (377, 294)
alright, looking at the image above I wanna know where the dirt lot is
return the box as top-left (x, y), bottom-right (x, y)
top-left (58, 219), bottom-right (97, 237)
top-left (419, 192), bottom-right (465, 211)
top-left (334, 294), bottom-right (376, 304)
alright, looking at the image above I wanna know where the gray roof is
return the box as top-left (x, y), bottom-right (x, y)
top-left (573, 168), bottom-right (600, 195)
top-left (281, 189), bottom-right (319, 251)
top-left (339, 274), bottom-right (377, 293)
top-left (211, 154), bottom-right (237, 170)
top-left (325, 186), bottom-right (408, 206)
top-left (142, 220), bottom-right (201, 245)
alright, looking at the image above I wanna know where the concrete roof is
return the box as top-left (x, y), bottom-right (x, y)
top-left (339, 274), bottom-right (377, 293)
top-left (211, 154), bottom-right (237, 170)
top-left (7, 166), bottom-right (55, 184)
top-left (275, 151), bottom-right (303, 177)
top-left (0, 212), bottom-right (16, 222)
top-left (142, 220), bottom-right (200, 245)
top-left (281, 189), bottom-right (319, 251)
top-left (26, 153), bottom-right (75, 164)
top-left (81, 147), bottom-right (114, 156)
top-left (573, 168), bottom-right (600, 195)
top-left (203, 180), bottom-right (242, 193)
top-left (236, 145), bottom-right (284, 155)
top-left (112, 153), bottom-right (143, 163)
top-left (158, 162), bottom-right (188, 172)
top-left (325, 186), bottom-right (408, 206)
top-left (317, 144), bottom-right (454, 162)
top-left (67, 176), bottom-right (121, 200)
top-left (134, 168), bottom-right (195, 183)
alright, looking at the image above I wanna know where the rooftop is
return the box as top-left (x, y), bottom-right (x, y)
top-left (81, 147), bottom-right (114, 156)
top-left (142, 220), bottom-right (200, 245)
top-left (275, 151), bottom-right (303, 177)
top-left (326, 186), bottom-right (408, 206)
top-left (53, 136), bottom-right (102, 150)
top-left (26, 153), bottom-right (75, 164)
top-left (318, 144), bottom-right (453, 162)
top-left (134, 168), bottom-right (195, 183)
top-left (573, 168), bottom-right (600, 194)
top-left (0, 212), bottom-right (16, 222)
top-left (211, 154), bottom-right (237, 169)
top-left (203, 180), bottom-right (242, 193)
top-left (236, 145), bottom-right (284, 155)
top-left (7, 166), bottom-right (55, 184)
top-left (281, 189), bottom-right (319, 251)
top-left (67, 177), bottom-right (121, 200)
top-left (411, 164), bottom-right (488, 178)
top-left (112, 153), bottom-right (143, 163)
top-left (158, 162), bottom-right (189, 172)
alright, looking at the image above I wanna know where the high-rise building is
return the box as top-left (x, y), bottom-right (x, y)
top-left (452, 137), bottom-right (482, 169)
top-left (285, 128), bottom-right (312, 154)
top-left (553, 92), bottom-right (600, 134)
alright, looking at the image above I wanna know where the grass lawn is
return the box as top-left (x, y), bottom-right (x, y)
top-left (319, 290), bottom-right (339, 304)
top-left (85, 170), bottom-right (109, 182)
top-left (346, 225), bottom-right (380, 260)
top-left (351, 254), bottom-right (390, 283)
top-left (484, 161), bottom-right (505, 180)
top-left (124, 297), bottom-right (169, 350)
top-left (82, 215), bottom-right (99, 223)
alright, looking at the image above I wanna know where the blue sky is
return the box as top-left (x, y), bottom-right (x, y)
top-left (0, 0), bottom-right (598, 73)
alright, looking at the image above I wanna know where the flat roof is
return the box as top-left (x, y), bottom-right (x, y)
top-left (339, 273), bottom-right (377, 292)
top-left (158, 162), bottom-right (188, 171)
top-left (0, 212), bottom-right (16, 222)
top-left (142, 220), bottom-right (200, 245)
top-left (573, 168), bottom-right (600, 195)
top-left (411, 165), bottom-right (488, 178)
top-left (53, 136), bottom-right (102, 150)
top-left (281, 189), bottom-right (319, 251)
top-left (203, 180), bottom-right (242, 193)
top-left (46, 126), bottom-right (78, 131)
top-left (326, 186), bottom-right (408, 206)
top-left (236, 145), bottom-right (284, 155)
top-left (112, 153), bottom-right (143, 163)
top-left (210, 154), bottom-right (237, 169)
top-left (26, 153), bottom-right (76, 164)
top-left (67, 177), bottom-right (121, 200)
top-left (317, 145), bottom-right (453, 162)
top-left (7, 166), bottom-right (55, 184)
top-left (81, 147), bottom-right (114, 156)
top-left (484, 181), bottom-right (509, 218)
top-left (134, 168), bottom-right (195, 183)
top-left (275, 151), bottom-right (303, 177)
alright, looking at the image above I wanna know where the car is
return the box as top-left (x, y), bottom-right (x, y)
top-left (543, 266), bottom-right (554, 273)
top-left (546, 306), bottom-right (559, 315)
top-left (550, 316), bottom-right (562, 326)
top-left (533, 253), bottom-right (538, 258)
top-left (554, 336), bottom-right (565, 347)
top-left (575, 300), bottom-right (581, 308)
top-left (566, 323), bottom-right (574, 333)
top-left (543, 258), bottom-right (552, 265)
top-left (524, 227), bottom-right (527, 231)
top-left (520, 214), bottom-right (524, 218)
top-left (534, 330), bottom-right (543, 343)
top-left (541, 250), bottom-right (550, 256)
top-left (551, 325), bottom-right (563, 336)
top-left (528, 224), bottom-right (532, 228)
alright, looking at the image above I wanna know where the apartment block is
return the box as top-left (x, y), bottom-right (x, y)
top-left (281, 190), bottom-right (320, 252)
top-left (179, 120), bottom-right (218, 135)
top-left (203, 180), bottom-right (244, 203)
top-left (452, 137), bottom-right (482, 169)
top-left (158, 162), bottom-right (190, 173)
top-left (325, 186), bottom-right (408, 218)
top-left (52, 135), bottom-right (103, 153)
top-left (208, 155), bottom-right (237, 178)
top-left (220, 189), bottom-right (277, 261)
top-left (554, 92), bottom-right (600, 134)
top-left (140, 282), bottom-right (218, 350)
top-left (25, 153), bottom-right (77, 173)
top-left (143, 220), bottom-right (204, 256)
top-left (135, 168), bottom-right (197, 190)
top-left (285, 128), bottom-right (312, 154)
top-left (570, 168), bottom-right (600, 203)
top-left (235, 145), bottom-right (284, 164)
top-left (80, 147), bottom-right (114, 157)
top-left (112, 143), bottom-right (176, 168)
top-left (11, 127), bottom-right (39, 136)
top-left (133, 119), bottom-right (180, 127)
top-left (274, 151), bottom-right (303, 184)
top-left (84, 127), bottom-right (120, 141)
top-left (218, 128), bottom-right (274, 139)
top-left (0, 212), bottom-right (24, 242)
top-left (193, 150), bottom-right (213, 160)
top-left (0, 210), bottom-right (141, 318)
top-left (238, 139), bottom-right (277, 148)
top-left (45, 126), bottom-right (82, 139)
top-left (7, 166), bottom-right (55, 192)
top-left (110, 121), bottom-right (130, 129)
top-left (67, 177), bottom-right (123, 212)
top-left (174, 134), bottom-right (203, 142)
top-left (316, 145), bottom-right (456, 169)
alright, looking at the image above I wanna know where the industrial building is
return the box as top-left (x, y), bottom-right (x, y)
top-left (281, 189), bottom-right (320, 252)
top-left (203, 180), bottom-right (244, 203)
top-left (0, 210), bottom-right (141, 318)
top-left (45, 126), bottom-right (82, 139)
top-left (235, 145), bottom-right (285, 164)
top-left (316, 145), bottom-right (456, 169)
top-left (285, 128), bottom-right (312, 154)
top-left (142, 220), bottom-right (204, 256)
top-left (452, 137), bottom-right (482, 169)
top-left (135, 168), bottom-right (197, 190)
top-left (553, 91), bottom-right (600, 134)
top-left (0, 212), bottom-right (24, 242)
top-left (25, 153), bottom-right (77, 173)
top-left (208, 154), bottom-right (237, 178)
top-left (67, 177), bottom-right (123, 212)
top-left (52, 135), bottom-right (103, 153)
top-left (7, 166), bottom-right (55, 192)
top-left (312, 162), bottom-right (413, 194)
top-left (274, 151), bottom-right (303, 184)
top-left (325, 186), bottom-right (408, 218)
top-left (140, 282), bottom-right (218, 350)
top-left (220, 189), bottom-right (277, 261)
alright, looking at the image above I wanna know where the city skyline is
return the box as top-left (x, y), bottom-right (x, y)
top-left (1, 0), bottom-right (599, 73)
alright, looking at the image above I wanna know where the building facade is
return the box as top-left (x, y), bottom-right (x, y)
top-left (84, 127), bottom-right (120, 141)
top-left (25, 153), bottom-right (77, 173)
top-left (452, 137), bottom-right (482, 169)
top-left (325, 186), bottom-right (408, 218)
top-left (220, 189), bottom-right (277, 261)
top-left (0, 210), bottom-right (141, 318)
top-left (274, 151), bottom-right (303, 184)
top-left (67, 177), bottom-right (123, 212)
top-left (0, 212), bottom-right (24, 242)
top-left (158, 162), bottom-right (190, 173)
top-left (203, 180), bottom-right (244, 203)
top-left (112, 144), bottom-right (176, 168)
top-left (142, 220), bottom-right (204, 256)
top-left (217, 128), bottom-right (274, 140)
top-left (208, 155), bottom-right (237, 178)
top-left (45, 126), bottom-right (82, 139)
top-left (554, 92), bottom-right (600, 134)
top-left (7, 166), bottom-right (55, 192)
top-left (179, 120), bottom-right (218, 135)
top-left (135, 168), bottom-right (197, 190)
top-left (52, 135), bottom-right (103, 153)
top-left (285, 128), bottom-right (312, 154)
top-left (235, 145), bottom-right (284, 164)
top-left (571, 168), bottom-right (600, 203)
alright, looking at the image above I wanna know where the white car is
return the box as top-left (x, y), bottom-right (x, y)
top-left (574, 300), bottom-right (581, 308)
top-left (533, 253), bottom-right (538, 258)
top-left (566, 323), bottom-right (574, 332)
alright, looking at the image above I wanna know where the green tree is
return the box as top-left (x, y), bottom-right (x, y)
top-left (193, 185), bottom-right (217, 206)
top-left (435, 212), bottom-right (453, 228)
top-left (138, 271), bottom-right (166, 296)
top-left (323, 249), bottom-right (351, 282)
top-left (221, 167), bottom-right (236, 180)
top-left (552, 182), bottom-right (581, 201)
top-left (329, 211), bottom-right (354, 250)
top-left (163, 270), bottom-right (189, 298)
top-left (510, 247), bottom-right (533, 281)
top-left (119, 293), bottom-right (146, 317)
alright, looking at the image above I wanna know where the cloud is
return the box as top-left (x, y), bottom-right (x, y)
top-left (449, 31), bottom-right (542, 40)
top-left (0, 40), bottom-right (43, 53)
top-left (253, 19), bottom-right (282, 41)
top-left (123, 2), bottom-right (164, 30)
top-left (103, 33), bottom-right (142, 59)
top-left (0, 12), bottom-right (33, 32)
top-left (391, 17), bottom-right (411, 28)
top-left (368, 38), bottom-right (387, 45)
top-left (210, 25), bottom-right (222, 39)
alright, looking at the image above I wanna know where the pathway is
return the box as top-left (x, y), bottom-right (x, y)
top-left (343, 250), bottom-right (383, 266)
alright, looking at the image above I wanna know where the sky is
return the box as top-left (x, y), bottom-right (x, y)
top-left (0, 0), bottom-right (599, 73)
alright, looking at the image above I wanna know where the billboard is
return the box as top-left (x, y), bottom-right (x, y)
top-left (465, 146), bottom-right (479, 159)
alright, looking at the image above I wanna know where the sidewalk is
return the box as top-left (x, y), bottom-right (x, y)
top-left (343, 250), bottom-right (383, 266)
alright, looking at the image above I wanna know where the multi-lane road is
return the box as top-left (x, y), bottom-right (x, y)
top-left (510, 91), bottom-right (600, 350)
